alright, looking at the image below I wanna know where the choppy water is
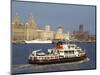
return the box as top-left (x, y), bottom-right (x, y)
top-left (12, 43), bottom-right (96, 74)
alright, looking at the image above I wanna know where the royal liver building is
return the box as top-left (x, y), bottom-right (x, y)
top-left (12, 14), bottom-right (54, 41)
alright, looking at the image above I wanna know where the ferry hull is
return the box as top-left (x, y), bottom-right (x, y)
top-left (28, 54), bottom-right (86, 64)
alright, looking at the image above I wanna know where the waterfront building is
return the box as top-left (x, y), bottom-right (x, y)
top-left (41, 25), bottom-right (54, 40)
top-left (12, 14), bottom-right (54, 41)
top-left (12, 14), bottom-right (95, 42)
top-left (12, 14), bottom-right (26, 41)
top-left (79, 24), bottom-right (84, 33)
top-left (25, 14), bottom-right (40, 40)
top-left (12, 14), bottom-right (40, 41)
top-left (88, 34), bottom-right (96, 42)
top-left (64, 32), bottom-right (70, 40)
top-left (54, 26), bottom-right (65, 40)
top-left (73, 24), bottom-right (89, 41)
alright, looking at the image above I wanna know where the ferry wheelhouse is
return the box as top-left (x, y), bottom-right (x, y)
top-left (28, 41), bottom-right (87, 64)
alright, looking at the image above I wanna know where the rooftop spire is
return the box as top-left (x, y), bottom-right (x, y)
top-left (28, 13), bottom-right (36, 24)
top-left (27, 13), bottom-right (39, 29)
top-left (12, 12), bottom-right (21, 25)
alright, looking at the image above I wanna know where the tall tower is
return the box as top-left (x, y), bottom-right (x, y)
top-left (27, 14), bottom-right (39, 30)
top-left (54, 26), bottom-right (64, 40)
top-left (12, 13), bottom-right (21, 25)
top-left (12, 13), bottom-right (25, 41)
top-left (25, 14), bottom-right (40, 40)
top-left (57, 26), bottom-right (63, 33)
top-left (79, 24), bottom-right (84, 33)
top-left (45, 25), bottom-right (51, 32)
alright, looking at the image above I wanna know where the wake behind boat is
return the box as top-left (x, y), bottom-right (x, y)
top-left (28, 41), bottom-right (87, 64)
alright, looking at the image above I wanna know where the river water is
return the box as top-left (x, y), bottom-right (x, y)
top-left (11, 43), bottom-right (96, 74)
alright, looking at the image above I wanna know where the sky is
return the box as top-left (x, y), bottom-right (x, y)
top-left (12, 1), bottom-right (96, 34)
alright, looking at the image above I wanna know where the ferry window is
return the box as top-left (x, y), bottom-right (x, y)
top-left (46, 57), bottom-right (49, 59)
top-left (44, 57), bottom-right (46, 59)
top-left (72, 51), bottom-right (74, 54)
top-left (48, 57), bottom-right (49, 59)
top-left (68, 45), bottom-right (70, 49)
top-left (60, 51), bottom-right (63, 53)
top-left (34, 57), bottom-right (37, 60)
top-left (70, 51), bottom-right (74, 54)
top-left (71, 46), bottom-right (74, 48)
top-left (51, 57), bottom-right (53, 59)
top-left (69, 51), bottom-right (70, 53)
top-left (76, 50), bottom-right (80, 52)
top-left (59, 56), bottom-right (64, 58)
top-left (45, 57), bottom-right (47, 59)
top-left (42, 57), bottom-right (44, 59)
top-left (64, 51), bottom-right (68, 53)
top-left (55, 56), bottom-right (58, 59)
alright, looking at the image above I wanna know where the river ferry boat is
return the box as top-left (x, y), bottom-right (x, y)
top-left (28, 41), bottom-right (87, 64)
